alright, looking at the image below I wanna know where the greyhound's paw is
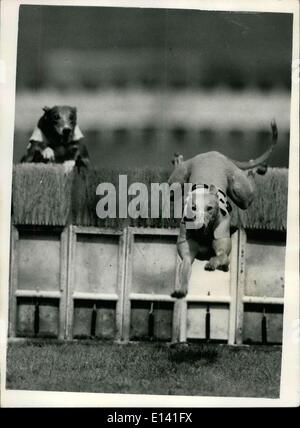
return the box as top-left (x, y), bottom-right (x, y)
top-left (42, 147), bottom-right (55, 161)
top-left (171, 290), bottom-right (187, 298)
top-left (204, 262), bottom-right (216, 271)
top-left (217, 265), bottom-right (229, 272)
top-left (63, 160), bottom-right (75, 174)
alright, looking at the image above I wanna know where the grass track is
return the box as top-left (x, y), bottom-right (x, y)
top-left (6, 341), bottom-right (281, 398)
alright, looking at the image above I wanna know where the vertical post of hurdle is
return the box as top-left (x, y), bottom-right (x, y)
top-left (9, 225), bottom-right (19, 338)
top-left (122, 226), bottom-right (133, 342)
top-left (58, 226), bottom-right (69, 339)
top-left (236, 228), bottom-right (247, 345)
top-left (66, 225), bottom-right (75, 340)
top-left (228, 230), bottom-right (239, 344)
top-left (172, 298), bottom-right (187, 342)
top-left (172, 252), bottom-right (187, 343)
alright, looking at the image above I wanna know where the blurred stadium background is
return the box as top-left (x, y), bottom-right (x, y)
top-left (14, 6), bottom-right (293, 169)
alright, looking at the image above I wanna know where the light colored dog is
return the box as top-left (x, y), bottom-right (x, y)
top-left (169, 121), bottom-right (278, 298)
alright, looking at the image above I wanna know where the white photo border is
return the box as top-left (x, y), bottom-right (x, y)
top-left (0, 0), bottom-right (299, 408)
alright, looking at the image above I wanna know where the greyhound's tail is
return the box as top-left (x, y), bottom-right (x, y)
top-left (232, 120), bottom-right (278, 170)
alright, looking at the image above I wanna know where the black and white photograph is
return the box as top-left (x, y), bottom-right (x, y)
top-left (0, 0), bottom-right (299, 408)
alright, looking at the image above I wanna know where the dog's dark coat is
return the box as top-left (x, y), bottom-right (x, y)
top-left (21, 105), bottom-right (90, 168)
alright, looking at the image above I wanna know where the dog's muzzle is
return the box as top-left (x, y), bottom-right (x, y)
top-left (182, 209), bottom-right (206, 230)
top-left (181, 184), bottom-right (232, 230)
top-left (62, 127), bottom-right (74, 143)
top-left (63, 127), bottom-right (72, 136)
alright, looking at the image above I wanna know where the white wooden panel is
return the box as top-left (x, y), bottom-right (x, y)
top-left (245, 241), bottom-right (285, 297)
top-left (17, 300), bottom-right (35, 337)
top-left (187, 259), bottom-right (231, 341)
top-left (243, 304), bottom-right (283, 344)
top-left (267, 312), bottom-right (283, 343)
top-left (186, 304), bottom-right (206, 339)
top-left (187, 303), bottom-right (229, 340)
top-left (74, 234), bottom-right (120, 293)
top-left (18, 233), bottom-right (60, 291)
top-left (131, 235), bottom-right (177, 295)
top-left (189, 259), bottom-right (231, 296)
top-left (38, 300), bottom-right (59, 337)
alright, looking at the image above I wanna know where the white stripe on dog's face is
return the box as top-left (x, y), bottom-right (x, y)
top-left (183, 188), bottom-right (219, 230)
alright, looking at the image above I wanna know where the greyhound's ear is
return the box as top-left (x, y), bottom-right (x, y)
top-left (43, 106), bottom-right (51, 113)
top-left (209, 184), bottom-right (218, 194)
top-left (172, 153), bottom-right (184, 166)
top-left (73, 125), bottom-right (84, 141)
top-left (71, 107), bottom-right (77, 113)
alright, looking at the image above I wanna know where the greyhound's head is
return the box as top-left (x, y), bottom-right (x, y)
top-left (42, 105), bottom-right (78, 144)
top-left (183, 184), bottom-right (219, 231)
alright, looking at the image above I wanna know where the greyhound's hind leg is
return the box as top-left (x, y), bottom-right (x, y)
top-left (227, 169), bottom-right (255, 210)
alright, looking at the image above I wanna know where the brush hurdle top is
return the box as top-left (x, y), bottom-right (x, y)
top-left (12, 164), bottom-right (288, 232)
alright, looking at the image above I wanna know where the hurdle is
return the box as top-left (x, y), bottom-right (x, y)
top-left (122, 227), bottom-right (178, 342)
top-left (8, 164), bottom-right (287, 343)
top-left (122, 227), bottom-right (239, 344)
top-left (173, 230), bottom-right (239, 344)
top-left (9, 224), bottom-right (285, 344)
top-left (236, 229), bottom-right (285, 344)
top-left (9, 225), bottom-right (68, 339)
top-left (65, 226), bottom-right (126, 340)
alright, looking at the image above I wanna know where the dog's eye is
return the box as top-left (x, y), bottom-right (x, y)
top-left (52, 113), bottom-right (60, 121)
top-left (191, 203), bottom-right (197, 210)
top-left (207, 206), bottom-right (213, 212)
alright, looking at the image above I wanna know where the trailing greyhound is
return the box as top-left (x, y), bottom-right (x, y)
top-left (21, 105), bottom-right (90, 171)
top-left (169, 120), bottom-right (278, 298)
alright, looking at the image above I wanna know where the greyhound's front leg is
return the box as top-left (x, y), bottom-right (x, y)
top-left (205, 237), bottom-right (231, 272)
top-left (172, 238), bottom-right (198, 298)
top-left (177, 255), bottom-right (192, 298)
